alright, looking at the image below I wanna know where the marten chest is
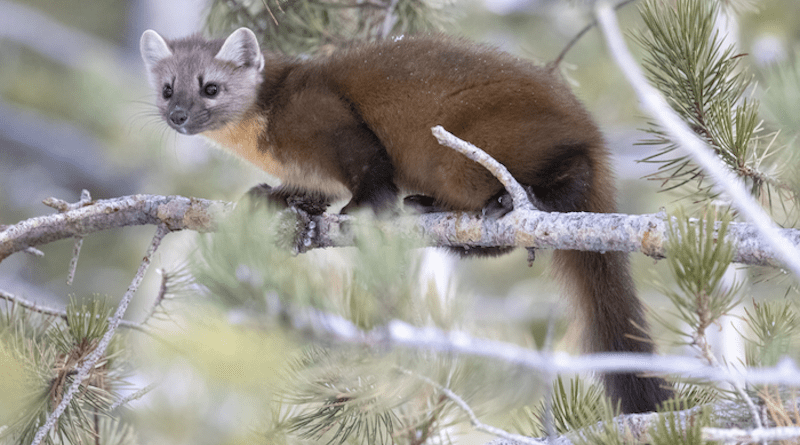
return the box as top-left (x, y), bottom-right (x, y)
top-left (201, 115), bottom-right (350, 198)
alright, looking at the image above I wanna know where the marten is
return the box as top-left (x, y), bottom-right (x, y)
top-left (140, 27), bottom-right (672, 413)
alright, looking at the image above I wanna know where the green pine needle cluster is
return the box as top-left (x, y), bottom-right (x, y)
top-left (569, 398), bottom-right (624, 445)
top-left (761, 51), bottom-right (800, 143)
top-left (744, 300), bottom-right (800, 367)
top-left (650, 399), bottom-right (713, 445)
top-left (0, 297), bottom-right (133, 445)
top-left (191, 205), bottom-right (540, 444)
top-left (655, 208), bottom-right (741, 350)
top-left (507, 380), bottom-right (717, 445)
top-left (281, 350), bottom-right (404, 445)
top-left (509, 376), bottom-right (608, 438)
top-left (635, 0), bottom-right (785, 204)
top-left (205, 0), bottom-right (454, 54)
top-left (673, 381), bottom-right (720, 409)
top-left (192, 203), bottom-right (442, 329)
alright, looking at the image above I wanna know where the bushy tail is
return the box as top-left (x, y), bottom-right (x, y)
top-left (553, 249), bottom-right (673, 413)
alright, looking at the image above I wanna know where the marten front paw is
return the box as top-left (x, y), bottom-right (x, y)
top-left (245, 183), bottom-right (330, 215)
top-left (245, 183), bottom-right (285, 208)
top-left (244, 183), bottom-right (331, 253)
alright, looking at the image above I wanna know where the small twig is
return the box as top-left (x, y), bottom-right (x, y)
top-left (398, 369), bottom-right (546, 445)
top-left (66, 236), bottom-right (83, 285)
top-left (549, 0), bottom-right (637, 69)
top-left (44, 190), bottom-right (92, 274)
top-left (702, 426), bottom-right (800, 443)
top-left (542, 309), bottom-right (559, 441)
top-left (31, 224), bottom-right (169, 445)
top-left (23, 246), bottom-right (44, 257)
top-left (110, 382), bottom-right (159, 411)
top-left (695, 327), bottom-right (766, 434)
top-left (143, 269), bottom-right (170, 324)
top-left (43, 189), bottom-right (93, 212)
top-left (379, 0), bottom-right (399, 39)
top-left (431, 126), bottom-right (536, 212)
top-left (0, 289), bottom-right (149, 333)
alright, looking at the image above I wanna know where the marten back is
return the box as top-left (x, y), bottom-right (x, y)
top-left (259, 36), bottom-right (610, 213)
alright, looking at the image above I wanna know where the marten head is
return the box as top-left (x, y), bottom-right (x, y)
top-left (139, 28), bottom-right (265, 135)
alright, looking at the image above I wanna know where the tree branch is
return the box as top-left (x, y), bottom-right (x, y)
top-left (702, 426), bottom-right (800, 444)
top-left (594, 1), bottom-right (800, 279)
top-left (487, 401), bottom-right (800, 445)
top-left (399, 368), bottom-right (546, 445)
top-left (0, 290), bottom-right (149, 334)
top-left (2, 193), bottom-right (800, 268)
top-left (268, 297), bottom-right (800, 444)
top-left (31, 224), bottom-right (169, 445)
top-left (0, 194), bottom-right (232, 262)
top-left (432, 126), bottom-right (535, 211)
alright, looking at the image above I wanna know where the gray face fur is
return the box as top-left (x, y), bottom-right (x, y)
top-left (139, 28), bottom-right (265, 135)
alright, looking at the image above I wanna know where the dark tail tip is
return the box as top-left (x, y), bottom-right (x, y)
top-left (605, 373), bottom-right (673, 414)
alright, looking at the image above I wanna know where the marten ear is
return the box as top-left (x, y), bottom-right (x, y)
top-left (215, 27), bottom-right (265, 72)
top-left (139, 30), bottom-right (172, 73)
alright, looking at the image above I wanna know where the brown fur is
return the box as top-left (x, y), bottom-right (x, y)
top-left (141, 29), bottom-right (672, 413)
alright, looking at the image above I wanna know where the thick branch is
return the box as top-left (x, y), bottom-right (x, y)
top-left (2, 194), bottom-right (799, 268)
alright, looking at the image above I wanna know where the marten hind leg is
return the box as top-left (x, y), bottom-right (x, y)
top-left (340, 144), bottom-right (399, 215)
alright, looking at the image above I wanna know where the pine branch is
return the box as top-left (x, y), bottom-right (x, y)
top-left (0, 290), bottom-right (148, 334)
top-left (702, 426), bottom-right (800, 444)
top-left (30, 224), bottom-right (169, 445)
top-left (237, 294), bottom-right (800, 443)
top-left (489, 401), bottom-right (800, 445)
top-left (239, 296), bottom-right (800, 391)
top-left (431, 126), bottom-right (535, 212)
top-left (594, 1), bottom-right (800, 279)
top-left (0, 194), bottom-right (232, 262)
top-left (3, 192), bottom-right (800, 268)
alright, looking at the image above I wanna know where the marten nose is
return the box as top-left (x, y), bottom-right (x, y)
top-left (169, 107), bottom-right (188, 126)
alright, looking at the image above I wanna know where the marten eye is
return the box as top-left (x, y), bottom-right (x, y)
top-left (162, 84), bottom-right (173, 99)
top-left (203, 83), bottom-right (218, 97)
